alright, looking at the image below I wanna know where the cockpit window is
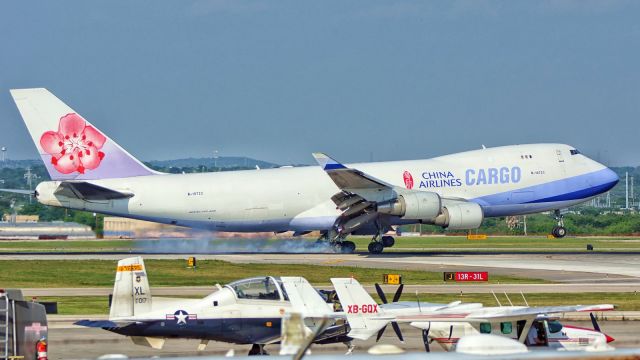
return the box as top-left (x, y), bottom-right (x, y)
top-left (570, 149), bottom-right (580, 155)
top-left (548, 320), bottom-right (563, 333)
top-left (228, 277), bottom-right (281, 300)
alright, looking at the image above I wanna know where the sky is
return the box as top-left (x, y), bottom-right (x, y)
top-left (1, 1), bottom-right (639, 166)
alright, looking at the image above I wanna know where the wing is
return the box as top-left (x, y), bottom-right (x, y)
top-left (280, 277), bottom-right (340, 319)
top-left (395, 304), bottom-right (615, 323)
top-left (312, 153), bottom-right (401, 236)
top-left (54, 181), bottom-right (134, 201)
top-left (312, 153), bottom-right (394, 192)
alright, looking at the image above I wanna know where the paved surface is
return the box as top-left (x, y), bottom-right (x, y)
top-left (46, 320), bottom-right (640, 360)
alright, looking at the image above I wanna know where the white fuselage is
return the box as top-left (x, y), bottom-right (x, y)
top-left (414, 319), bottom-right (611, 352)
top-left (35, 144), bottom-right (618, 233)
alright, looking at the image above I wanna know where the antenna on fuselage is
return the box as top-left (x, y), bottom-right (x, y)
top-left (491, 290), bottom-right (502, 307)
top-left (481, 144), bottom-right (486, 149)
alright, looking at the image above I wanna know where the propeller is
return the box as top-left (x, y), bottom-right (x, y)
top-left (590, 312), bottom-right (601, 332)
top-left (374, 283), bottom-right (405, 342)
top-left (422, 322), bottom-right (431, 352)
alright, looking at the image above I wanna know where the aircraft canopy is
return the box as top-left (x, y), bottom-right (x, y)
top-left (226, 276), bottom-right (288, 301)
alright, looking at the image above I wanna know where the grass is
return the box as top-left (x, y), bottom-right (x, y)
top-left (0, 259), bottom-right (545, 288)
top-left (39, 292), bottom-right (640, 315)
top-left (2, 236), bottom-right (640, 253)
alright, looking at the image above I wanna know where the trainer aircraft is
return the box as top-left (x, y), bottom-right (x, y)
top-left (5, 88), bottom-right (619, 253)
top-left (76, 257), bottom-right (348, 355)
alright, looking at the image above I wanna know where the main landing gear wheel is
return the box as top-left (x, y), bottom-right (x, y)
top-left (340, 241), bottom-right (356, 254)
top-left (552, 226), bottom-right (567, 238)
top-left (381, 235), bottom-right (395, 248)
top-left (368, 242), bottom-right (384, 254)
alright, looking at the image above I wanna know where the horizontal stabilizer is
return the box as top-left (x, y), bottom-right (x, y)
top-left (0, 188), bottom-right (35, 195)
top-left (74, 319), bottom-right (121, 328)
top-left (55, 181), bottom-right (134, 201)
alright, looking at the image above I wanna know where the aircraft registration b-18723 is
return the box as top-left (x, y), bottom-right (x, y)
top-left (75, 257), bottom-right (350, 355)
top-left (5, 89), bottom-right (619, 253)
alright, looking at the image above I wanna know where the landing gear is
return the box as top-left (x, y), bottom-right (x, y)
top-left (367, 232), bottom-right (395, 254)
top-left (552, 226), bottom-right (567, 238)
top-left (318, 231), bottom-right (357, 254)
top-left (248, 344), bottom-right (268, 356)
top-left (552, 210), bottom-right (567, 238)
top-left (340, 241), bottom-right (356, 254)
top-left (368, 241), bottom-right (384, 254)
top-left (381, 235), bottom-right (395, 248)
top-left (344, 341), bottom-right (355, 355)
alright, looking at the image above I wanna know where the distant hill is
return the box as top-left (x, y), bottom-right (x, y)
top-left (146, 156), bottom-right (279, 169)
top-left (0, 159), bottom-right (41, 169)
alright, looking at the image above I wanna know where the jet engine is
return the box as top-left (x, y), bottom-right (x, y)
top-left (433, 202), bottom-right (484, 230)
top-left (377, 191), bottom-right (441, 220)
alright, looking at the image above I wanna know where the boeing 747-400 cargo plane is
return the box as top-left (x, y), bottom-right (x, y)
top-left (4, 89), bottom-right (619, 253)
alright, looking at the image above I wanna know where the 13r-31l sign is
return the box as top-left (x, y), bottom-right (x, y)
top-left (444, 272), bottom-right (488, 282)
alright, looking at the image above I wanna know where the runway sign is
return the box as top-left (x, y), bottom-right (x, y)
top-left (444, 271), bottom-right (488, 282)
top-left (467, 234), bottom-right (488, 240)
top-left (383, 274), bottom-right (402, 285)
top-left (187, 257), bottom-right (197, 268)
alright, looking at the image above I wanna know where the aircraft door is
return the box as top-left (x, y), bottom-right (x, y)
top-left (556, 149), bottom-right (567, 175)
top-left (524, 320), bottom-right (549, 347)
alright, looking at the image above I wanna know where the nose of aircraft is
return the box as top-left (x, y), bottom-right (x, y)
top-left (601, 167), bottom-right (620, 192)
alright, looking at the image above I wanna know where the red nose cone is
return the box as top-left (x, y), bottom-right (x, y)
top-left (605, 333), bottom-right (615, 343)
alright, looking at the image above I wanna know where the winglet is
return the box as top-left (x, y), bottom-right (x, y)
top-left (312, 153), bottom-right (347, 171)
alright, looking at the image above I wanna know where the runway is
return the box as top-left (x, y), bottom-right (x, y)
top-left (5, 251), bottom-right (640, 282)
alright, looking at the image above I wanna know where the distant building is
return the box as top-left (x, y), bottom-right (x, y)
top-left (0, 221), bottom-right (95, 240)
top-left (103, 217), bottom-right (187, 238)
top-left (2, 214), bottom-right (39, 223)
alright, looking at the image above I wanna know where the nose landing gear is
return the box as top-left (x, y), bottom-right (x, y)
top-left (551, 210), bottom-right (567, 238)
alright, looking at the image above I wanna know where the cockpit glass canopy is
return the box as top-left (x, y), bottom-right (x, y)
top-left (570, 149), bottom-right (581, 155)
top-left (227, 276), bottom-right (285, 301)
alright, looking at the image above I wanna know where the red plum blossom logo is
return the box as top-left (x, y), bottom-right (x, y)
top-left (39, 113), bottom-right (106, 174)
top-left (403, 171), bottom-right (414, 189)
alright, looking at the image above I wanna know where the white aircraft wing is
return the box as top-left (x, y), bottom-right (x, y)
top-left (395, 304), bottom-right (615, 323)
top-left (312, 152), bottom-right (395, 192)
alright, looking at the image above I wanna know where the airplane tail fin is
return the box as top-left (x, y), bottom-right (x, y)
top-left (110, 256), bottom-right (152, 319)
top-left (330, 278), bottom-right (388, 340)
top-left (10, 88), bottom-right (158, 180)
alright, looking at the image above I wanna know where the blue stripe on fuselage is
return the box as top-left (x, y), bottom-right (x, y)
top-left (472, 168), bottom-right (619, 208)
